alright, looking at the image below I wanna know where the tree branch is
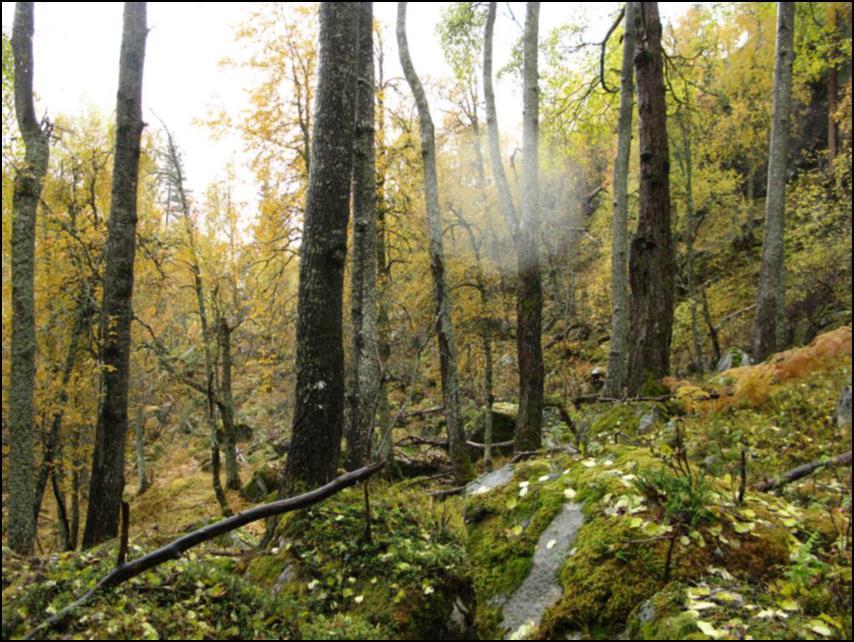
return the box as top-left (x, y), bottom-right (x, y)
top-left (753, 451), bottom-right (852, 493)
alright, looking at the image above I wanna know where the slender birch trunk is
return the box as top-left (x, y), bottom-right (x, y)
top-left (397, 1), bottom-right (472, 483)
top-left (752, 2), bottom-right (795, 362)
top-left (602, 1), bottom-right (635, 398)
top-left (346, 2), bottom-right (381, 471)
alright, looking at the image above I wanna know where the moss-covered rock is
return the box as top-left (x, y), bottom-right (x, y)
top-left (241, 462), bottom-right (281, 502)
top-left (465, 455), bottom-right (577, 638)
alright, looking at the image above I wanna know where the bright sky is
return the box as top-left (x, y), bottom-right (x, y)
top-left (1, 2), bottom-right (690, 208)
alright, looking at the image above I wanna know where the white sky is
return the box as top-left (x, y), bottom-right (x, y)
top-left (1, 2), bottom-right (690, 208)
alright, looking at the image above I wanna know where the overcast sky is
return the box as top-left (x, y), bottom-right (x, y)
top-left (2, 2), bottom-right (690, 209)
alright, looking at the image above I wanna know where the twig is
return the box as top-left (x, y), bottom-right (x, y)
top-left (599, 8), bottom-right (625, 94)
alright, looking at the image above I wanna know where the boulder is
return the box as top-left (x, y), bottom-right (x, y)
top-left (716, 347), bottom-right (752, 372)
top-left (241, 462), bottom-right (281, 502)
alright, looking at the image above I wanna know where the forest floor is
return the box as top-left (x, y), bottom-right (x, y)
top-left (3, 326), bottom-right (852, 640)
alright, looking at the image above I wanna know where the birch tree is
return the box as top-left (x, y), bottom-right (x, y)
top-left (346, 2), bottom-right (381, 471)
top-left (514, 2), bottom-right (545, 452)
top-left (752, 2), bottom-right (795, 362)
top-left (397, 1), bottom-right (472, 483)
top-left (9, 0), bottom-right (51, 554)
top-left (602, 2), bottom-right (635, 397)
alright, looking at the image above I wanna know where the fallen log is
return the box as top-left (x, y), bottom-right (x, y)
top-left (753, 450), bottom-right (852, 493)
top-left (426, 485), bottom-right (467, 499)
top-left (396, 434), bottom-right (514, 450)
top-left (25, 461), bottom-right (385, 639)
top-left (572, 393), bottom-right (672, 406)
top-left (400, 405), bottom-right (444, 420)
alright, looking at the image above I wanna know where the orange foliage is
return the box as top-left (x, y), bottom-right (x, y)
top-left (708, 326), bottom-right (852, 411)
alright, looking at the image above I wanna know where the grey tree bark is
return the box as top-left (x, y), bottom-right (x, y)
top-left (373, 41), bottom-right (394, 466)
top-left (514, 1), bottom-right (545, 453)
top-left (283, 2), bottom-right (360, 491)
top-left (483, 2), bottom-right (519, 234)
top-left (752, 2), bottom-right (795, 362)
top-left (346, 2), bottom-right (381, 471)
top-left (626, 2), bottom-right (675, 395)
top-left (602, 1), bottom-right (635, 398)
top-left (397, 1), bottom-right (472, 483)
top-left (9, 0), bottom-right (51, 556)
top-left (82, 2), bottom-right (147, 549)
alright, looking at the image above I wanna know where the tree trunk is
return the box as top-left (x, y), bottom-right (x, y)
top-left (626, 2), bottom-right (674, 395)
top-left (827, 4), bottom-right (839, 164)
top-left (284, 2), bottom-right (360, 491)
top-left (602, 1), bottom-right (635, 398)
top-left (700, 283), bottom-right (722, 366)
top-left (9, 0), bottom-right (51, 556)
top-left (398, 1), bottom-right (472, 483)
top-left (134, 405), bottom-right (150, 496)
top-left (514, 1), bottom-right (544, 453)
top-left (217, 315), bottom-right (241, 490)
top-left (346, 2), bottom-right (381, 471)
top-left (483, 2), bottom-right (519, 235)
top-left (374, 43), bottom-right (394, 466)
top-left (82, 2), bottom-right (147, 549)
top-left (751, 2), bottom-right (795, 362)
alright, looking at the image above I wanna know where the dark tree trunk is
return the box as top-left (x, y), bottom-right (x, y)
top-left (397, 1), bottom-right (472, 483)
top-left (751, 2), bottom-right (795, 362)
top-left (9, 1), bottom-right (51, 555)
top-left (626, 2), bottom-right (674, 395)
top-left (83, 2), bottom-right (147, 549)
top-left (602, 1), bottom-right (635, 398)
top-left (827, 5), bottom-right (839, 164)
top-left (346, 2), bottom-right (381, 471)
top-left (514, 2), bottom-right (544, 453)
top-left (33, 297), bottom-right (88, 534)
top-left (284, 2), bottom-right (360, 491)
top-left (217, 315), bottom-right (241, 490)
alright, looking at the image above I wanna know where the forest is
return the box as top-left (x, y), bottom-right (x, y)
top-left (1, 1), bottom-right (852, 639)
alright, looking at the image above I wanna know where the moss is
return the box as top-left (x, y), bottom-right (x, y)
top-left (272, 486), bottom-right (473, 640)
top-left (639, 374), bottom-right (672, 397)
top-left (299, 612), bottom-right (391, 639)
top-left (579, 401), bottom-right (675, 450)
top-left (245, 553), bottom-right (288, 587)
